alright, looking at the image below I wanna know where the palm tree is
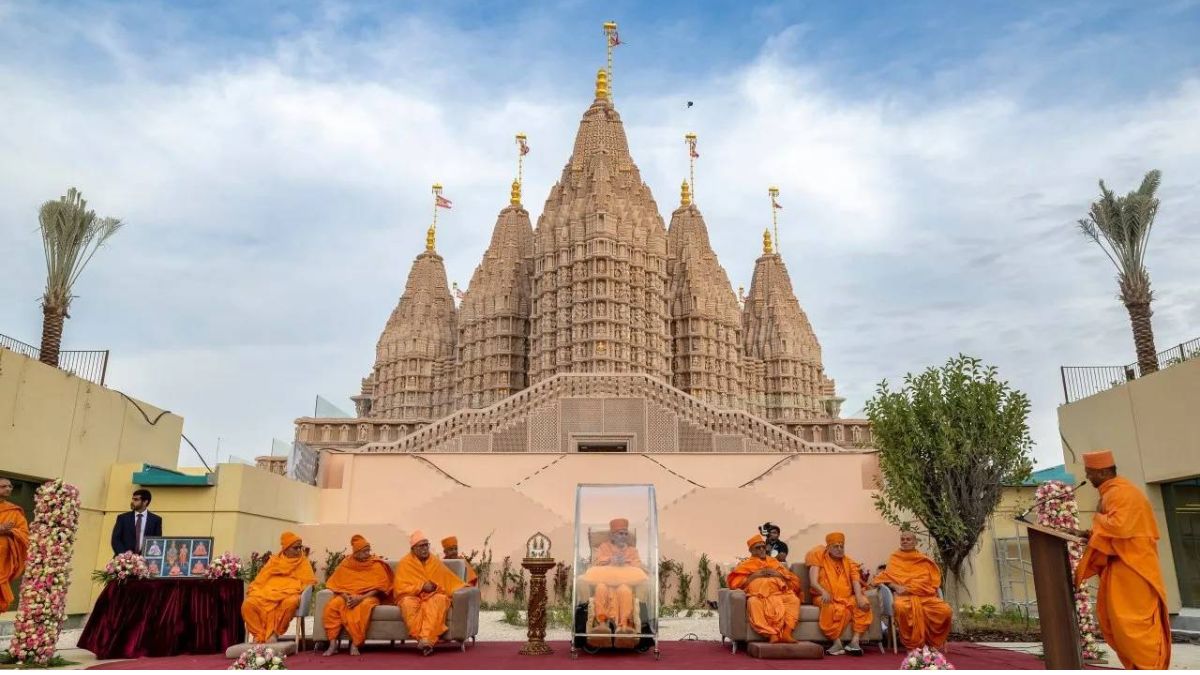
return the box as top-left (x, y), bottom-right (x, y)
top-left (38, 188), bottom-right (122, 367)
top-left (1078, 170), bottom-right (1162, 376)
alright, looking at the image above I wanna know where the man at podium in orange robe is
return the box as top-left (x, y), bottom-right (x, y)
top-left (1074, 450), bottom-right (1171, 670)
top-left (871, 530), bottom-right (951, 650)
top-left (441, 536), bottom-right (478, 587)
top-left (727, 534), bottom-right (801, 643)
top-left (241, 531), bottom-right (316, 643)
top-left (0, 478), bottom-right (29, 611)
top-left (393, 530), bottom-right (466, 655)
top-left (806, 531), bottom-right (872, 656)
top-left (579, 517), bottom-right (649, 648)
top-left (322, 534), bottom-right (393, 656)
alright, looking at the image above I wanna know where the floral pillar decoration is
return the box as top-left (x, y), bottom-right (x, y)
top-left (4, 480), bottom-right (81, 666)
top-left (1033, 480), bottom-right (1101, 661)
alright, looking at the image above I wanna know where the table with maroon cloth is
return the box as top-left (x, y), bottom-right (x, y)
top-left (78, 578), bottom-right (245, 659)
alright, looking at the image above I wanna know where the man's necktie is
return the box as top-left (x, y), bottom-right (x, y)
top-left (135, 512), bottom-right (144, 554)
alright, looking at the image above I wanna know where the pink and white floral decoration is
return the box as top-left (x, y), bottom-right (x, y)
top-left (206, 552), bottom-right (243, 580)
top-left (900, 646), bottom-right (955, 670)
top-left (4, 479), bottom-right (81, 666)
top-left (1033, 479), bottom-right (1102, 660)
top-left (92, 551), bottom-right (150, 585)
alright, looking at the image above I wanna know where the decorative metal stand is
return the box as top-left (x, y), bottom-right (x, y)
top-left (520, 532), bottom-right (555, 656)
top-left (519, 557), bottom-right (555, 655)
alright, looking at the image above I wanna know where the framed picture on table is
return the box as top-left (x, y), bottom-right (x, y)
top-left (142, 536), bottom-right (214, 578)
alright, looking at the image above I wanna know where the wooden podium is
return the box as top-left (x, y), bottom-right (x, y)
top-left (1016, 517), bottom-right (1085, 670)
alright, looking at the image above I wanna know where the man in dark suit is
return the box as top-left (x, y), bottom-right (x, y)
top-left (111, 488), bottom-right (162, 555)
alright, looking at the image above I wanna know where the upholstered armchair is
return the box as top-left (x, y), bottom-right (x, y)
top-left (313, 557), bottom-right (480, 651)
top-left (718, 561), bottom-right (883, 654)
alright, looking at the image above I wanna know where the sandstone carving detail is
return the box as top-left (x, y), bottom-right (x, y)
top-left (300, 74), bottom-right (866, 454)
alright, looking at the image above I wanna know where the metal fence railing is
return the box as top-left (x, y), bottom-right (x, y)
top-left (1061, 336), bottom-right (1200, 404)
top-left (0, 332), bottom-right (110, 386)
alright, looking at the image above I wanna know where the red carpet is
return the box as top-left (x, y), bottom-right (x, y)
top-left (89, 640), bottom-right (1048, 670)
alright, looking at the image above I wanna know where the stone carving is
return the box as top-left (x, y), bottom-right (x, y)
top-left (297, 69), bottom-right (867, 455)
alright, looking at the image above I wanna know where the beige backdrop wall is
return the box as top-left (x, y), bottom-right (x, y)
top-left (1058, 356), bottom-right (1200, 612)
top-left (0, 349), bottom-right (317, 615)
top-left (299, 450), bottom-right (900, 602)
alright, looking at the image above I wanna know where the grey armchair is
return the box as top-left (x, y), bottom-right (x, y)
top-left (718, 562), bottom-right (882, 654)
top-left (313, 558), bottom-right (480, 651)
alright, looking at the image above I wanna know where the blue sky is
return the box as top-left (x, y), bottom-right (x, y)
top-left (1, 0), bottom-right (1198, 468)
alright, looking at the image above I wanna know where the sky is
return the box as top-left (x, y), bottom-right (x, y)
top-left (1, 0), bottom-right (1198, 469)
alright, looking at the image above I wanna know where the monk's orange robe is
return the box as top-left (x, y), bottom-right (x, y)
top-left (872, 549), bottom-right (951, 649)
top-left (581, 541), bottom-right (648, 628)
top-left (806, 545), bottom-right (873, 640)
top-left (323, 556), bottom-right (394, 645)
top-left (0, 501), bottom-right (29, 611)
top-left (392, 553), bottom-right (466, 645)
top-left (1075, 476), bottom-right (1171, 670)
top-left (241, 551), bottom-right (316, 642)
top-left (727, 557), bottom-right (802, 642)
top-left (445, 558), bottom-right (478, 587)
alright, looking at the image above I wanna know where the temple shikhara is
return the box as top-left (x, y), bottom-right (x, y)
top-left (288, 50), bottom-right (890, 573)
top-left (296, 68), bottom-right (870, 457)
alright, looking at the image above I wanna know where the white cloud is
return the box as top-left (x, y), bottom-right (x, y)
top-left (1, 5), bottom-right (1197, 470)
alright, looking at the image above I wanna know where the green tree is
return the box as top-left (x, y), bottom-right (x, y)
top-left (865, 355), bottom-right (1033, 600)
top-left (38, 188), bottom-right (122, 366)
top-left (1078, 170), bottom-right (1163, 376)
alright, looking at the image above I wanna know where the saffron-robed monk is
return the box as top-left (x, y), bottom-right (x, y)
top-left (441, 536), bottom-right (478, 587)
top-left (871, 531), bottom-right (952, 650)
top-left (241, 532), bottom-right (316, 643)
top-left (578, 517), bottom-right (649, 649)
top-left (726, 534), bottom-right (801, 643)
top-left (0, 478), bottom-right (29, 611)
top-left (1074, 449), bottom-right (1171, 670)
top-left (322, 535), bottom-right (394, 656)
top-left (806, 532), bottom-right (872, 656)
top-left (393, 530), bottom-right (466, 656)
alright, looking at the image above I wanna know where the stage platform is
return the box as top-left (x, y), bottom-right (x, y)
top-left (89, 640), bottom-right (1049, 670)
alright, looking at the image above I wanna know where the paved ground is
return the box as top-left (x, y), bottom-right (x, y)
top-left (5, 616), bottom-right (1199, 669)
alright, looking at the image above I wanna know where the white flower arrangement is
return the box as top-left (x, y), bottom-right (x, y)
top-left (229, 645), bottom-right (287, 670)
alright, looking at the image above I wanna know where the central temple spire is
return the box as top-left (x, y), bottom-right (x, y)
top-left (529, 63), bottom-right (670, 384)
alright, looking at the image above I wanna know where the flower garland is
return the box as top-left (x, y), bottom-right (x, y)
top-left (1033, 479), bottom-right (1102, 660)
top-left (900, 646), bottom-right (955, 670)
top-left (91, 552), bottom-right (150, 585)
top-left (4, 480), bottom-right (81, 666)
top-left (229, 645), bottom-right (287, 670)
top-left (206, 552), bottom-right (243, 580)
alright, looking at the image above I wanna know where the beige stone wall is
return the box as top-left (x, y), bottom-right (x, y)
top-left (300, 449), bottom-right (898, 602)
top-left (0, 349), bottom-right (317, 615)
top-left (959, 487), bottom-right (1038, 613)
top-left (91, 463), bottom-right (319, 607)
top-left (1058, 357), bottom-right (1200, 612)
top-left (1, 349), bottom-right (182, 614)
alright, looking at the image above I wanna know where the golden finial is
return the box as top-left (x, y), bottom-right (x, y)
top-left (762, 228), bottom-right (773, 255)
top-left (511, 179), bottom-right (521, 205)
top-left (426, 224), bottom-right (436, 251)
top-left (680, 180), bottom-right (691, 206)
top-left (595, 68), bottom-right (609, 100)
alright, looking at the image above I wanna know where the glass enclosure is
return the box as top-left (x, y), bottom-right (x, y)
top-left (570, 484), bottom-right (659, 658)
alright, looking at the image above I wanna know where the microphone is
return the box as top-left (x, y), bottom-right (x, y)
top-left (1017, 481), bottom-right (1087, 521)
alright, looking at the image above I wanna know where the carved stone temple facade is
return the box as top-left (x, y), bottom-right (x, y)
top-left (295, 69), bottom-right (871, 457)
